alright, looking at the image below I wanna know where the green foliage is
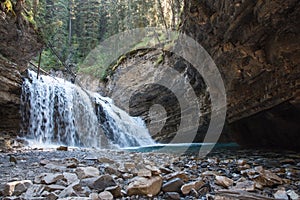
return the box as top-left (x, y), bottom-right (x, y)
top-left (29, 0), bottom-right (183, 73)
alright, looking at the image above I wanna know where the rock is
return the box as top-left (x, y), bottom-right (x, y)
top-left (215, 176), bottom-right (234, 188)
top-left (90, 175), bottom-right (116, 192)
top-left (137, 169), bottom-right (152, 177)
top-left (44, 163), bottom-right (67, 172)
top-left (9, 155), bottom-right (17, 164)
top-left (164, 171), bottom-right (189, 182)
top-left (34, 173), bottom-right (64, 184)
top-left (237, 159), bottom-right (247, 165)
top-left (58, 181), bottom-right (81, 198)
top-left (63, 172), bottom-right (79, 185)
top-left (23, 184), bottom-right (45, 198)
top-left (159, 167), bottom-right (174, 174)
top-left (40, 159), bottom-right (50, 166)
top-left (98, 157), bottom-right (115, 164)
top-left (76, 167), bottom-right (100, 179)
top-left (233, 180), bottom-right (255, 191)
top-left (164, 192), bottom-right (181, 200)
top-left (201, 171), bottom-right (219, 176)
top-left (145, 165), bottom-right (161, 175)
top-left (181, 180), bottom-right (205, 195)
top-left (124, 162), bottom-right (135, 172)
top-left (162, 178), bottom-right (184, 193)
top-left (287, 190), bottom-right (299, 200)
top-left (41, 191), bottom-right (58, 200)
top-left (65, 158), bottom-right (79, 168)
top-left (44, 184), bottom-right (66, 192)
top-left (274, 189), bottom-right (289, 200)
top-left (127, 176), bottom-right (162, 197)
top-left (122, 173), bottom-right (133, 180)
top-left (104, 166), bottom-right (121, 177)
top-left (252, 167), bottom-right (283, 187)
top-left (57, 146), bottom-right (68, 151)
top-left (189, 188), bottom-right (199, 198)
top-left (89, 193), bottom-right (100, 200)
top-left (98, 191), bottom-right (114, 200)
top-left (105, 185), bottom-right (122, 198)
top-left (280, 159), bottom-right (296, 165)
top-left (3, 180), bottom-right (32, 196)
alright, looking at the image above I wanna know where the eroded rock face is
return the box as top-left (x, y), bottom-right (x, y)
top-left (104, 0), bottom-right (300, 149)
top-left (104, 49), bottom-right (232, 143)
top-left (0, 55), bottom-right (22, 136)
top-left (180, 0), bottom-right (300, 149)
top-left (0, 9), bottom-right (43, 138)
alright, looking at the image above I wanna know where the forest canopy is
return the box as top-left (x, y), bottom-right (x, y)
top-left (27, 0), bottom-right (183, 73)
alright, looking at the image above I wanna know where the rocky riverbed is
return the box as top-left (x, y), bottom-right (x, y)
top-left (0, 143), bottom-right (299, 200)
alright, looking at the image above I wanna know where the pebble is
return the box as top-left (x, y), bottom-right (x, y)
top-left (0, 147), bottom-right (299, 199)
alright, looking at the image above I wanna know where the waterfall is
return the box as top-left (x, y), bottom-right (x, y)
top-left (21, 70), bottom-right (154, 148)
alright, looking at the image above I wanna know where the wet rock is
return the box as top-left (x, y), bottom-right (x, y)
top-left (215, 176), bottom-right (234, 188)
top-left (164, 192), bottom-right (181, 200)
top-left (181, 180), bottom-right (205, 195)
top-left (162, 178), bottom-right (184, 193)
top-left (98, 191), bottom-right (113, 200)
top-left (137, 169), bottom-right (152, 177)
top-left (105, 185), bottom-right (122, 198)
top-left (76, 167), bottom-right (100, 179)
top-left (287, 190), bottom-right (299, 200)
top-left (57, 146), bottom-right (68, 151)
top-left (34, 173), bottom-right (64, 184)
top-left (164, 171), bottom-right (189, 182)
top-left (274, 189), bottom-right (289, 200)
top-left (127, 176), bottom-right (162, 197)
top-left (3, 180), bottom-right (32, 196)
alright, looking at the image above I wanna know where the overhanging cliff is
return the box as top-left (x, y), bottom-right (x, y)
top-left (102, 0), bottom-right (300, 150)
top-left (181, 0), bottom-right (300, 149)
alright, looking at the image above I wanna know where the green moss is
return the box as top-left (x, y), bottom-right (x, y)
top-left (154, 53), bottom-right (164, 68)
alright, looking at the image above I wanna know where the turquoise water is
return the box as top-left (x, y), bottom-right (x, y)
top-left (122, 143), bottom-right (240, 154)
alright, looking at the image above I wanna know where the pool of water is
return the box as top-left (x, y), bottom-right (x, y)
top-left (122, 143), bottom-right (240, 154)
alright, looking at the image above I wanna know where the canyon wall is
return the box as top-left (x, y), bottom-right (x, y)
top-left (104, 0), bottom-right (300, 149)
top-left (0, 11), bottom-right (43, 137)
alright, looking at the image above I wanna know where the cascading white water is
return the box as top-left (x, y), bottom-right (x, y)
top-left (21, 70), bottom-right (154, 148)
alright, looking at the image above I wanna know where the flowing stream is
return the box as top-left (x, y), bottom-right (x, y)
top-left (20, 70), bottom-right (154, 148)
